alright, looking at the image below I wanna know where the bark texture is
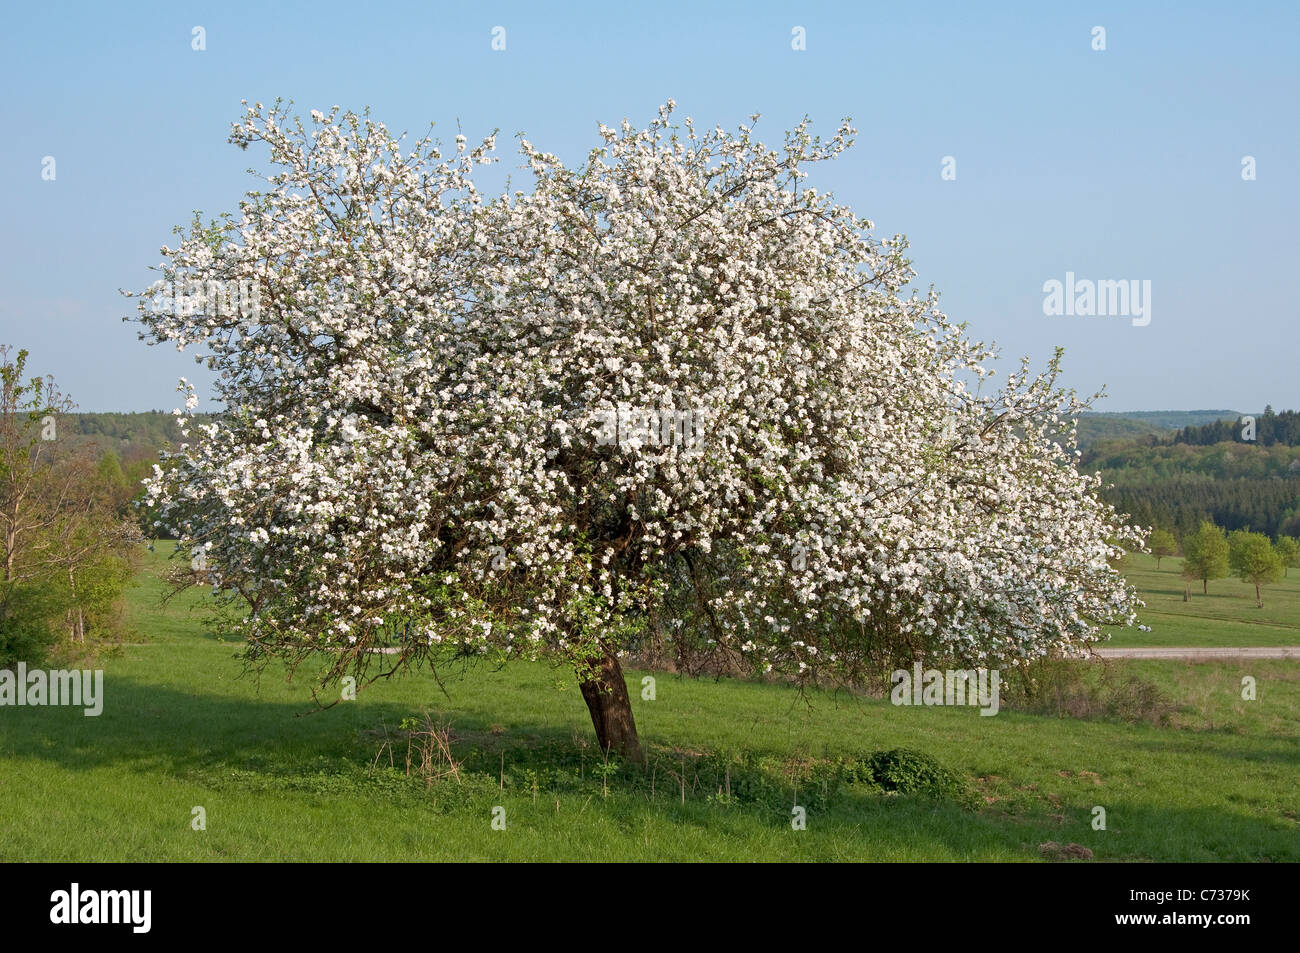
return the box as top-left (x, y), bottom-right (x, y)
top-left (578, 649), bottom-right (643, 764)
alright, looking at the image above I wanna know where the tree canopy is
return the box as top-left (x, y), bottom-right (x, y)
top-left (131, 102), bottom-right (1144, 757)
top-left (1227, 530), bottom-right (1283, 607)
top-left (1181, 521), bottom-right (1230, 595)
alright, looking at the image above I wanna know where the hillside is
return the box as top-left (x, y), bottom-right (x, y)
top-left (1075, 410), bottom-right (1241, 449)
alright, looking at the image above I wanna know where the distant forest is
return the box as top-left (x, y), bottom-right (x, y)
top-left (64, 411), bottom-right (188, 447)
top-left (60, 412), bottom-right (208, 539)
top-left (1074, 409), bottom-right (1239, 449)
top-left (1102, 476), bottom-right (1300, 539)
top-left (1171, 407), bottom-right (1300, 447)
top-left (1080, 408), bottom-right (1300, 539)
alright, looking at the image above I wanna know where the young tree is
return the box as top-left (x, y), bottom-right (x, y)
top-left (97, 450), bottom-right (131, 514)
top-left (1228, 530), bottom-right (1283, 608)
top-left (0, 347), bottom-right (65, 664)
top-left (1147, 528), bottom-right (1177, 569)
top-left (1274, 535), bottom-right (1299, 578)
top-left (43, 455), bottom-right (141, 644)
top-left (1181, 521), bottom-right (1229, 595)
top-left (131, 103), bottom-right (1144, 760)
top-left (0, 346), bottom-right (140, 665)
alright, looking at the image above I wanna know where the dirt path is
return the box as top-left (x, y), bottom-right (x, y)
top-left (1094, 646), bottom-right (1300, 660)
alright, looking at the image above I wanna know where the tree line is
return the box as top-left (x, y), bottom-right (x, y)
top-left (1172, 406), bottom-right (1300, 447)
top-left (1103, 475), bottom-right (1300, 540)
top-left (1156, 520), bottom-right (1300, 608)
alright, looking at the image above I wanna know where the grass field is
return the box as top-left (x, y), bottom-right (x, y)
top-left (0, 545), bottom-right (1296, 862)
top-left (1107, 553), bottom-right (1300, 648)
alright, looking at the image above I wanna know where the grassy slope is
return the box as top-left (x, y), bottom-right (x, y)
top-left (0, 545), bottom-right (1296, 862)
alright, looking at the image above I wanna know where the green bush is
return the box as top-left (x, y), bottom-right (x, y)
top-left (0, 584), bottom-right (61, 669)
top-left (845, 748), bottom-right (979, 809)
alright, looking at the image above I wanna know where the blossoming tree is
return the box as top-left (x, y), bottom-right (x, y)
top-left (132, 101), bottom-right (1143, 761)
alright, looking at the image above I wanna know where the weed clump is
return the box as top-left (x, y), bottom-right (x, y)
top-left (1000, 657), bottom-right (1174, 725)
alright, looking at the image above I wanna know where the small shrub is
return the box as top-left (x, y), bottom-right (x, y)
top-left (846, 748), bottom-right (979, 810)
top-left (1000, 657), bottom-right (1174, 725)
top-left (0, 585), bottom-right (61, 669)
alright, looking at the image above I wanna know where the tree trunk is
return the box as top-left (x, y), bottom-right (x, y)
top-left (1256, 584), bottom-right (1262, 609)
top-left (67, 567), bottom-right (84, 643)
top-left (578, 649), bottom-right (643, 765)
top-left (1203, 578), bottom-right (1208, 595)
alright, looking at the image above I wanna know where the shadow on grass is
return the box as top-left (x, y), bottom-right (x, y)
top-left (1125, 733), bottom-right (1300, 766)
top-left (2, 673), bottom-right (1298, 861)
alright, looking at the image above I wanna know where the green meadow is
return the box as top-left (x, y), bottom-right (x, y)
top-left (0, 544), bottom-right (1296, 862)
top-left (1107, 553), bottom-right (1300, 648)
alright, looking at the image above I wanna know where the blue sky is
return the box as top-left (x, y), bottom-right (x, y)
top-left (2, 0), bottom-right (1296, 412)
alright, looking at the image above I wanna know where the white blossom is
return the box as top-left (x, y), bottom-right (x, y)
top-left (129, 102), bottom-right (1144, 687)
